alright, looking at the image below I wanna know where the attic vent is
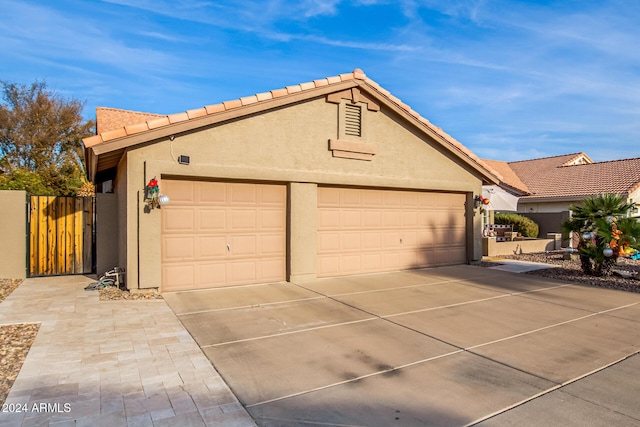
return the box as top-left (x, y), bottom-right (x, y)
top-left (344, 103), bottom-right (362, 137)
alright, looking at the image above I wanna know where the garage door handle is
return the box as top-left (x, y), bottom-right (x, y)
top-left (227, 244), bottom-right (231, 252)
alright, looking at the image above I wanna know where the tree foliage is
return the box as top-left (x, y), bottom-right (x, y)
top-left (0, 80), bottom-right (94, 195)
top-left (562, 194), bottom-right (640, 276)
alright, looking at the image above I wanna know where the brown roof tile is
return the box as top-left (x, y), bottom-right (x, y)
top-left (482, 159), bottom-right (530, 194)
top-left (503, 153), bottom-right (640, 199)
top-left (95, 107), bottom-right (163, 134)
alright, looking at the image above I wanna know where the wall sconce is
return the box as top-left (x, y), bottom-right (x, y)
top-left (474, 195), bottom-right (490, 209)
top-left (145, 177), bottom-right (170, 209)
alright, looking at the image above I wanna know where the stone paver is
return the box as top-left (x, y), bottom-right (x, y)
top-left (0, 275), bottom-right (256, 426)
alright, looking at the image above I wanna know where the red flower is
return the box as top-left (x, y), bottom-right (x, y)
top-left (148, 178), bottom-right (158, 188)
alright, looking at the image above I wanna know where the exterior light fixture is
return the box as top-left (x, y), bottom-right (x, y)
top-left (474, 195), bottom-right (490, 209)
top-left (145, 177), bottom-right (170, 209)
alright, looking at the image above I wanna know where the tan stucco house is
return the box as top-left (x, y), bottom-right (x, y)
top-left (84, 69), bottom-right (500, 292)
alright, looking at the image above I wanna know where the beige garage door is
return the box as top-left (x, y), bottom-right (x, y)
top-left (317, 187), bottom-right (467, 277)
top-left (161, 180), bottom-right (286, 292)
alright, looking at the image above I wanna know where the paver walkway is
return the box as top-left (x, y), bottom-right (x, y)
top-left (0, 275), bottom-right (256, 427)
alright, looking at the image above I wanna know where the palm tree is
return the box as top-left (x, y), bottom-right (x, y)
top-left (562, 194), bottom-right (640, 276)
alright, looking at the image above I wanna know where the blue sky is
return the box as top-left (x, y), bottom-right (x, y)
top-left (2, 0), bottom-right (640, 162)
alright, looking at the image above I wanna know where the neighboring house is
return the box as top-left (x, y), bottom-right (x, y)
top-left (84, 69), bottom-right (500, 292)
top-left (483, 153), bottom-right (640, 236)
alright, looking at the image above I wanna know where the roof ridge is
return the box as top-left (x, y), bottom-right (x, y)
top-left (96, 106), bottom-right (164, 117)
top-left (507, 152), bottom-right (586, 164)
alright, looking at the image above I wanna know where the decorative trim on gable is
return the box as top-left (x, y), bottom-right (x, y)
top-left (326, 88), bottom-right (380, 111)
top-left (329, 139), bottom-right (376, 161)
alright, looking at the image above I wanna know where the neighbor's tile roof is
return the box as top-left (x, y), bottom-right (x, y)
top-left (498, 153), bottom-right (640, 200)
top-left (95, 107), bottom-right (163, 134)
top-left (83, 69), bottom-right (501, 184)
top-left (482, 159), bottom-right (530, 194)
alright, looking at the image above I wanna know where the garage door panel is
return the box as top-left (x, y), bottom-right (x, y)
top-left (198, 236), bottom-right (227, 259)
top-left (164, 180), bottom-right (195, 204)
top-left (361, 254), bottom-right (382, 271)
top-left (362, 191), bottom-right (381, 206)
top-left (163, 236), bottom-right (195, 261)
top-left (260, 234), bottom-right (285, 256)
top-left (162, 180), bottom-right (286, 291)
top-left (383, 232), bottom-right (401, 248)
top-left (199, 209), bottom-right (226, 232)
top-left (162, 208), bottom-right (195, 233)
top-left (362, 211), bottom-right (381, 227)
top-left (401, 192), bottom-right (419, 207)
top-left (318, 256), bottom-right (340, 277)
top-left (228, 260), bottom-right (258, 283)
top-left (383, 211), bottom-right (401, 227)
top-left (197, 263), bottom-right (227, 287)
top-left (260, 209), bottom-right (286, 229)
top-left (162, 264), bottom-right (195, 292)
top-left (381, 252), bottom-right (401, 270)
top-left (402, 231), bottom-right (418, 247)
top-left (198, 182), bottom-right (227, 204)
top-left (382, 191), bottom-right (401, 206)
top-left (260, 185), bottom-right (286, 205)
top-left (318, 188), bottom-right (466, 278)
top-left (229, 210), bottom-right (257, 231)
top-left (229, 235), bottom-right (257, 256)
top-left (318, 233), bottom-right (340, 252)
top-left (341, 254), bottom-right (362, 274)
top-left (401, 211), bottom-right (418, 227)
top-left (318, 187), bottom-right (340, 205)
top-left (341, 210), bottom-right (362, 228)
top-left (318, 210), bottom-right (339, 229)
top-left (340, 189), bottom-right (361, 206)
top-left (229, 183), bottom-right (257, 204)
top-left (341, 232), bottom-right (361, 250)
top-left (259, 259), bottom-right (286, 282)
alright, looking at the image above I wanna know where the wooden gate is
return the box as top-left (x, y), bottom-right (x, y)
top-left (28, 196), bottom-right (95, 277)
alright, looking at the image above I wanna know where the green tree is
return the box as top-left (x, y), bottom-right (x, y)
top-left (0, 80), bottom-right (94, 195)
top-left (562, 194), bottom-right (640, 276)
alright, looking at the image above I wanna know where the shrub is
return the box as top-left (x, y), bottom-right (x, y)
top-left (494, 213), bottom-right (539, 238)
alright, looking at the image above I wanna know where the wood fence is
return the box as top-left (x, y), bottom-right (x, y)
top-left (28, 196), bottom-right (95, 277)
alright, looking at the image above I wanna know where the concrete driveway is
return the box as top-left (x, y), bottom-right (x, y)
top-left (163, 265), bottom-right (640, 426)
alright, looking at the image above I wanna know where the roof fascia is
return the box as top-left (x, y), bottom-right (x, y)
top-left (89, 81), bottom-right (359, 157)
top-left (356, 81), bottom-right (500, 185)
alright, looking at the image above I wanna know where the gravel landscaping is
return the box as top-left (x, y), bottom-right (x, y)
top-left (487, 251), bottom-right (640, 293)
top-left (0, 279), bottom-right (39, 406)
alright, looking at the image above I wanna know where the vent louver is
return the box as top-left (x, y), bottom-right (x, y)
top-left (344, 103), bottom-right (362, 137)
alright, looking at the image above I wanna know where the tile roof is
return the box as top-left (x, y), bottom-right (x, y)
top-left (491, 153), bottom-right (640, 200)
top-left (84, 69), bottom-right (501, 184)
top-left (95, 107), bottom-right (163, 134)
top-left (481, 159), bottom-right (530, 194)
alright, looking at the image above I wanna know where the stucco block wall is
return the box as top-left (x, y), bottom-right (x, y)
top-left (0, 190), bottom-right (27, 279)
top-left (119, 96), bottom-right (485, 288)
top-left (96, 193), bottom-right (119, 277)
